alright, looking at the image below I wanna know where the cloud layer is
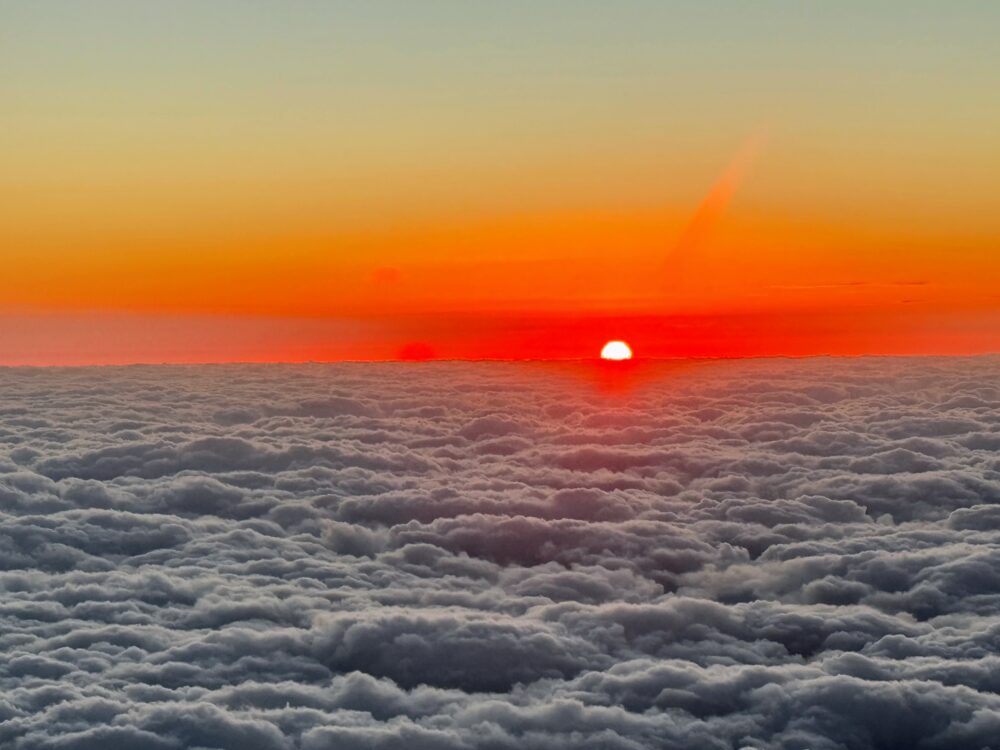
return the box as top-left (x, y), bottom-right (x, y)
top-left (1, 357), bottom-right (998, 749)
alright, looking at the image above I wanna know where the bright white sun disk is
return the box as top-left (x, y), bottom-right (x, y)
top-left (600, 341), bottom-right (633, 360)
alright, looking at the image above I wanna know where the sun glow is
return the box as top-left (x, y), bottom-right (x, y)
top-left (600, 340), bottom-right (633, 360)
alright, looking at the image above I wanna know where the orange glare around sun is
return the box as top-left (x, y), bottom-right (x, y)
top-left (600, 341), bottom-right (633, 360)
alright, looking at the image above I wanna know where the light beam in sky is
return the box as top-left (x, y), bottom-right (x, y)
top-left (664, 130), bottom-right (767, 295)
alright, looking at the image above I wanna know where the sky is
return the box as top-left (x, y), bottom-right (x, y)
top-left (3, 1), bottom-right (1000, 362)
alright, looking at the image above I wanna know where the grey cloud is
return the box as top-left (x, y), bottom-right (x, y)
top-left (0, 357), bottom-right (998, 748)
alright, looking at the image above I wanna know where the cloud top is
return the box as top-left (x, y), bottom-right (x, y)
top-left (1, 357), bottom-right (998, 748)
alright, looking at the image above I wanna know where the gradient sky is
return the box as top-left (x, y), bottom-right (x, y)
top-left (3, 1), bottom-right (999, 362)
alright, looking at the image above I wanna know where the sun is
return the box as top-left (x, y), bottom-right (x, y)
top-left (600, 340), bottom-right (633, 360)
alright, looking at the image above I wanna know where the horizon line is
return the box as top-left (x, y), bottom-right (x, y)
top-left (3, 351), bottom-right (999, 370)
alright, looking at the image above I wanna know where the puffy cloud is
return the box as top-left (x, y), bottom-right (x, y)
top-left (0, 357), bottom-right (998, 748)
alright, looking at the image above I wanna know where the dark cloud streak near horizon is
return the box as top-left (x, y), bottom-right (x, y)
top-left (0, 358), bottom-right (999, 749)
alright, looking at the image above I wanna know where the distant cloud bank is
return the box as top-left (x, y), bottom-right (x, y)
top-left (1, 358), bottom-right (998, 749)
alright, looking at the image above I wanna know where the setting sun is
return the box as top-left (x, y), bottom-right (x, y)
top-left (600, 340), bottom-right (633, 360)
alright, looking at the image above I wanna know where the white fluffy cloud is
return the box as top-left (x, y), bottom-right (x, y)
top-left (0, 357), bottom-right (998, 748)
